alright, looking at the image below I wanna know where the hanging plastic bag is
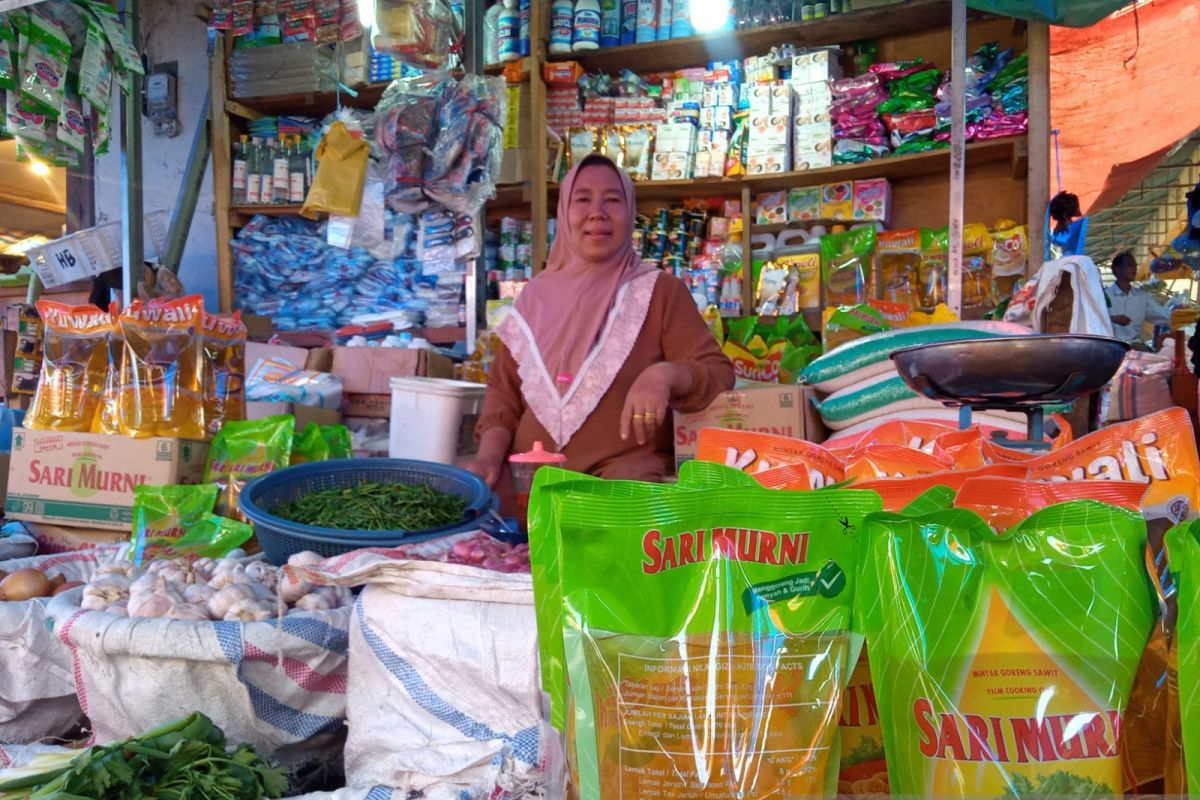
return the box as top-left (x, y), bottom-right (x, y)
top-left (423, 74), bottom-right (507, 215)
top-left (539, 485), bottom-right (881, 799)
top-left (77, 17), bottom-right (113, 112)
top-left (375, 71), bottom-right (445, 210)
top-left (301, 121), bottom-right (368, 219)
top-left (117, 295), bottom-right (205, 440)
top-left (859, 501), bottom-right (1155, 799)
top-left (27, 301), bottom-right (114, 432)
top-left (0, 14), bottom-right (16, 92)
top-left (290, 422), bottom-right (331, 464)
top-left (199, 310), bottom-right (247, 438)
top-left (130, 484), bottom-right (221, 564)
top-left (370, 0), bottom-right (463, 69)
top-left (203, 414), bottom-right (295, 520)
top-left (81, 1), bottom-right (144, 77)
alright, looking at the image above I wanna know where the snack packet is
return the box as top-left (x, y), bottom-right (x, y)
top-left (27, 301), bottom-right (114, 431)
top-left (131, 483), bottom-right (220, 564)
top-left (83, 1), bottom-right (145, 77)
top-left (1166, 519), bottom-right (1200, 797)
top-left (955, 475), bottom-right (1148, 531)
top-left (821, 227), bottom-right (877, 307)
top-left (876, 228), bottom-right (921, 308)
top-left (204, 414), bottom-right (295, 520)
top-left (77, 17), bottom-right (112, 109)
top-left (695, 428), bottom-right (845, 488)
top-left (859, 501), bottom-right (1155, 799)
top-left (852, 464), bottom-right (1030, 511)
top-left (918, 227), bottom-right (948, 312)
top-left (118, 295), bottom-right (205, 439)
top-left (961, 222), bottom-right (995, 309)
top-left (751, 462), bottom-right (812, 491)
top-left (0, 15), bottom-right (16, 92)
top-left (543, 486), bottom-right (881, 799)
top-left (199, 310), bottom-right (247, 437)
top-left (844, 444), bottom-right (953, 481)
top-left (821, 302), bottom-right (889, 353)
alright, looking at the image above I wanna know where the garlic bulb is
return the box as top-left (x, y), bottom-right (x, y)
top-left (287, 551), bottom-right (323, 568)
top-left (183, 583), bottom-right (216, 606)
top-left (167, 603), bottom-right (211, 621)
top-left (224, 599), bottom-right (272, 622)
top-left (107, 600), bottom-right (128, 617)
top-left (294, 592), bottom-right (334, 611)
top-left (279, 572), bottom-right (313, 604)
top-left (207, 584), bottom-right (257, 619)
top-left (128, 592), bottom-right (176, 618)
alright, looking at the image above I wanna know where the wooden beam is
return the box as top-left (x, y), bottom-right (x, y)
top-left (0, 191), bottom-right (66, 215)
top-left (530, 0), bottom-right (548, 272)
top-left (210, 34), bottom-right (236, 312)
top-left (1025, 20), bottom-right (1050, 274)
top-left (225, 100), bottom-right (264, 121)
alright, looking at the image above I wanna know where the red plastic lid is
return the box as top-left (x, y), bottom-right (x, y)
top-left (509, 441), bottom-right (568, 465)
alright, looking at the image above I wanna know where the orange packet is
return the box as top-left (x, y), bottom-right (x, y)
top-left (117, 295), bottom-right (206, 440)
top-left (825, 420), bottom-right (959, 459)
top-left (844, 444), bottom-right (953, 481)
top-left (752, 463), bottom-right (812, 491)
top-left (27, 301), bottom-right (115, 432)
top-left (853, 464), bottom-right (1030, 511)
top-left (955, 476), bottom-right (1149, 531)
top-left (200, 310), bottom-right (248, 438)
top-left (695, 428), bottom-right (845, 488)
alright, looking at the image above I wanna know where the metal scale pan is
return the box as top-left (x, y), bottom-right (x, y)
top-left (890, 335), bottom-right (1129, 449)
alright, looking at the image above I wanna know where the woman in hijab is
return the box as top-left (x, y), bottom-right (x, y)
top-left (472, 155), bottom-right (735, 489)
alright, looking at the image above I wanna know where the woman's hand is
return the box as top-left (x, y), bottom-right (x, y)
top-left (470, 428), bottom-right (513, 488)
top-left (621, 363), bottom-right (692, 445)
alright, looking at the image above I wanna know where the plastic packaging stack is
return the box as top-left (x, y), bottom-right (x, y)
top-left (830, 73), bottom-right (889, 164)
top-left (877, 60), bottom-right (942, 156)
top-left (232, 215), bottom-right (425, 331)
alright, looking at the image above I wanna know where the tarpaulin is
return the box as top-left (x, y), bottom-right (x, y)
top-left (1050, 0), bottom-right (1200, 214)
top-left (969, 0), bottom-right (1132, 27)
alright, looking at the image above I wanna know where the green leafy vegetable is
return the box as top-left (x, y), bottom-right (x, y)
top-left (272, 481), bottom-right (467, 531)
top-left (0, 712), bottom-right (287, 799)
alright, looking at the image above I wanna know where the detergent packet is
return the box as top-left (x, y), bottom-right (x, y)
top-left (77, 16), bottom-right (112, 109)
top-left (204, 414), bottom-right (295, 520)
top-left (695, 428), bottom-right (845, 488)
top-left (83, 1), bottom-right (145, 77)
top-left (0, 15), bottom-right (16, 92)
top-left (27, 301), bottom-right (114, 431)
top-left (118, 295), bottom-right (206, 439)
top-left (1166, 519), bottom-right (1200, 797)
top-left (199, 310), bottom-right (247, 437)
top-left (544, 485), bottom-right (881, 799)
top-left (131, 483), bottom-right (221, 564)
top-left (19, 11), bottom-right (69, 118)
top-left (859, 501), bottom-right (1154, 799)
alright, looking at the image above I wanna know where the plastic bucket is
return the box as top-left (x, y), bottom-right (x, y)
top-left (389, 377), bottom-right (488, 464)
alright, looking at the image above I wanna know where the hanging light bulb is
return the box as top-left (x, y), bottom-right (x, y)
top-left (690, 0), bottom-right (731, 33)
top-left (356, 0), bottom-right (376, 34)
top-left (29, 159), bottom-right (50, 177)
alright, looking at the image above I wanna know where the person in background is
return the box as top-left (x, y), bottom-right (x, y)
top-left (471, 155), bottom-right (734, 495)
top-left (1106, 251), bottom-right (1169, 351)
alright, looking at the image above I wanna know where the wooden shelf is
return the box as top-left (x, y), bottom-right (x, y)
top-left (230, 82), bottom-right (392, 117)
top-left (550, 137), bottom-right (1024, 201)
top-left (229, 203), bottom-right (308, 217)
top-left (546, 0), bottom-right (984, 74)
top-left (489, 183), bottom-right (531, 207)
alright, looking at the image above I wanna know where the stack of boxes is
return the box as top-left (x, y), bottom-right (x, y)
top-left (582, 96), bottom-right (616, 127)
top-left (696, 80), bottom-right (736, 178)
top-left (746, 81), bottom-right (792, 175)
top-left (790, 48), bottom-right (841, 171)
top-left (651, 123), bottom-right (699, 180)
top-left (546, 87), bottom-right (584, 137)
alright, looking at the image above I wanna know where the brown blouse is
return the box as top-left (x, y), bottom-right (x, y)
top-left (477, 271), bottom-right (735, 483)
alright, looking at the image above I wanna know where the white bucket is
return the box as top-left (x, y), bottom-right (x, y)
top-left (388, 377), bottom-right (488, 464)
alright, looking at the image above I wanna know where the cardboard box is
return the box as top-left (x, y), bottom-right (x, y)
top-left (341, 393), bottom-right (391, 419)
top-left (246, 401), bottom-right (343, 427)
top-left (21, 521), bottom-right (129, 554)
top-left (498, 83), bottom-right (533, 184)
top-left (674, 384), bottom-right (808, 470)
top-left (329, 347), bottom-right (453, 395)
top-left (5, 429), bottom-right (209, 530)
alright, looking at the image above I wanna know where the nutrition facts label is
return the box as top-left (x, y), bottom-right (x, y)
top-left (610, 644), bottom-right (838, 799)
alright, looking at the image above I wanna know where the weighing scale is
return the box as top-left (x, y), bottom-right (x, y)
top-left (890, 335), bottom-right (1129, 450)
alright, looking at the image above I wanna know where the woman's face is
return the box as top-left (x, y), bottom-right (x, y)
top-left (567, 163), bottom-right (629, 263)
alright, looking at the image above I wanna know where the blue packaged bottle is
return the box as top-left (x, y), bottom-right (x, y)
top-left (657, 0), bottom-right (672, 39)
top-left (600, 0), bottom-right (620, 47)
top-left (620, 0), bottom-right (637, 44)
top-left (634, 0), bottom-right (656, 42)
top-left (518, 0), bottom-right (531, 56)
top-left (671, 0), bottom-right (692, 37)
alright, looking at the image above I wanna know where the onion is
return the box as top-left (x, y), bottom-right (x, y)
top-left (52, 580), bottom-right (85, 596)
top-left (47, 573), bottom-right (66, 590)
top-left (0, 569), bottom-right (52, 601)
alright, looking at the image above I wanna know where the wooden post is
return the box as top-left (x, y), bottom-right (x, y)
top-left (946, 0), bottom-right (966, 316)
top-left (209, 33), bottom-right (235, 313)
top-left (741, 185), bottom-right (753, 316)
top-left (531, 0), bottom-right (549, 271)
top-left (119, 0), bottom-right (144, 305)
top-left (1025, 20), bottom-right (1051, 274)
